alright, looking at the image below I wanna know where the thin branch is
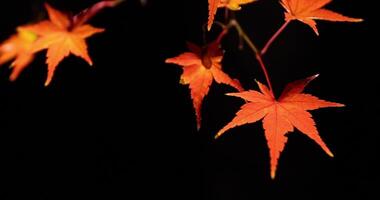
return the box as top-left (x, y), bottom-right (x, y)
top-left (261, 21), bottom-right (290, 55)
top-left (228, 20), bottom-right (274, 95)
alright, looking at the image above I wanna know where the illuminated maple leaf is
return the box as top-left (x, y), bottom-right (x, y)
top-left (216, 75), bottom-right (344, 178)
top-left (22, 3), bottom-right (106, 86)
top-left (166, 41), bottom-right (243, 130)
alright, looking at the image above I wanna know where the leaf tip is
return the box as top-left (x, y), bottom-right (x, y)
top-left (44, 80), bottom-right (51, 87)
top-left (312, 27), bottom-right (320, 36)
top-left (336, 103), bottom-right (345, 107)
top-left (254, 79), bottom-right (261, 85)
top-left (270, 171), bottom-right (276, 179)
top-left (207, 24), bottom-right (212, 31)
top-left (329, 101), bottom-right (345, 108)
top-left (43, 2), bottom-right (57, 16)
top-left (352, 18), bottom-right (364, 23)
top-left (9, 66), bottom-right (20, 82)
top-left (44, 2), bottom-right (51, 9)
top-left (225, 92), bottom-right (240, 97)
top-left (196, 115), bottom-right (202, 131)
top-left (306, 73), bottom-right (319, 83)
top-left (87, 60), bottom-right (94, 66)
top-left (215, 128), bottom-right (228, 139)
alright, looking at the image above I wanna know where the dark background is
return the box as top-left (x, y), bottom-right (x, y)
top-left (0, 0), bottom-right (377, 199)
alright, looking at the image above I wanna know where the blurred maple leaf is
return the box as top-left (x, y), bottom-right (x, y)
top-left (0, 26), bottom-right (37, 80)
top-left (23, 3), bottom-right (106, 86)
top-left (1, 1), bottom-right (120, 85)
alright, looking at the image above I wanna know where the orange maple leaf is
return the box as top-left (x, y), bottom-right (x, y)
top-left (208, 0), bottom-right (256, 31)
top-left (0, 26), bottom-right (37, 81)
top-left (216, 75), bottom-right (344, 178)
top-left (281, 0), bottom-right (363, 35)
top-left (166, 41), bottom-right (243, 130)
top-left (24, 3), bottom-right (106, 86)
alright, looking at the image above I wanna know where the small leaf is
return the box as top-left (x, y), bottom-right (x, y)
top-left (166, 40), bottom-right (243, 130)
top-left (0, 26), bottom-right (37, 80)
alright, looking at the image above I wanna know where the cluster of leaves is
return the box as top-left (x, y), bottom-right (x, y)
top-left (0, 0), bottom-right (121, 85)
top-left (0, 0), bottom-right (362, 180)
top-left (166, 0), bottom-right (362, 178)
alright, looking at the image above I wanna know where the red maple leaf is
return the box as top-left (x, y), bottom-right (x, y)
top-left (281, 0), bottom-right (363, 35)
top-left (166, 41), bottom-right (243, 130)
top-left (216, 75), bottom-right (344, 178)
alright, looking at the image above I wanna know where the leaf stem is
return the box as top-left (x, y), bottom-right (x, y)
top-left (227, 20), bottom-right (274, 95)
top-left (216, 28), bottom-right (229, 44)
top-left (261, 20), bottom-right (290, 55)
top-left (224, 8), bottom-right (230, 23)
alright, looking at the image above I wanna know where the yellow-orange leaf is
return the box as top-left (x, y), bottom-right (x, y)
top-left (166, 41), bottom-right (243, 130)
top-left (24, 3), bottom-right (104, 86)
top-left (208, 0), bottom-right (256, 30)
top-left (0, 26), bottom-right (37, 80)
top-left (281, 0), bottom-right (362, 35)
top-left (216, 75), bottom-right (344, 178)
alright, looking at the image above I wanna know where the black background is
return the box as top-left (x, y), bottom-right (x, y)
top-left (0, 0), bottom-right (377, 199)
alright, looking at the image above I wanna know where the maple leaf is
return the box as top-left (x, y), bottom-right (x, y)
top-left (166, 41), bottom-right (243, 130)
top-left (23, 3), bottom-right (111, 86)
top-left (281, 0), bottom-right (363, 35)
top-left (208, 0), bottom-right (256, 31)
top-left (216, 75), bottom-right (344, 178)
top-left (0, 26), bottom-right (37, 81)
